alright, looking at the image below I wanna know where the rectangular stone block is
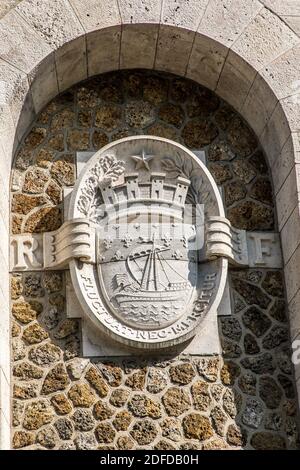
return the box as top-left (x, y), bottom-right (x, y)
top-left (240, 74), bottom-right (278, 137)
top-left (216, 50), bottom-right (256, 111)
top-left (0, 257), bottom-right (9, 291)
top-left (0, 1), bottom-right (20, 18)
top-left (155, 25), bottom-right (195, 76)
top-left (183, 312), bottom-right (221, 355)
top-left (282, 16), bottom-right (300, 36)
top-left (0, 169), bottom-right (10, 200)
top-left (0, 152), bottom-right (10, 200)
top-left (17, 0), bottom-right (84, 48)
top-left (280, 204), bottom-right (300, 265)
top-left (28, 53), bottom-right (58, 116)
top-left (63, 188), bottom-right (72, 220)
top-left (280, 94), bottom-right (300, 134)
top-left (0, 192), bottom-right (9, 239)
top-left (0, 125), bottom-right (18, 171)
top-left (0, 345), bottom-right (9, 389)
top-left (0, 102), bottom-right (14, 136)
top-left (15, 90), bottom-right (36, 143)
top-left (297, 379), bottom-right (300, 413)
top-left (0, 317), bottom-right (9, 373)
top-left (276, 164), bottom-right (300, 231)
top-left (297, 365), bottom-right (300, 388)
top-left (120, 24), bottom-right (158, 70)
top-left (0, 302), bottom-right (10, 385)
top-left (81, 320), bottom-right (134, 357)
top-left (261, 44), bottom-right (300, 101)
top-left (0, 185), bottom-right (8, 226)
top-left (0, 370), bottom-right (10, 450)
top-left (217, 278), bottom-right (231, 317)
top-left (0, 276), bottom-right (9, 318)
top-left (76, 151), bottom-right (94, 177)
top-left (119, 0), bottom-right (162, 23)
top-left (161, 0), bottom-right (207, 31)
top-left (232, 8), bottom-right (299, 71)
top-left (297, 367), bottom-right (300, 389)
top-left (0, 10), bottom-right (52, 74)
top-left (293, 332), bottom-right (300, 387)
top-left (288, 289), bottom-right (300, 340)
top-left (271, 133), bottom-right (300, 196)
top-left (284, 243), bottom-right (300, 302)
top-left (186, 34), bottom-right (227, 91)
top-left (260, 102), bottom-right (292, 165)
top-left (192, 150), bottom-right (206, 165)
top-left (199, 0), bottom-right (262, 46)
top-left (0, 408), bottom-right (10, 450)
top-left (261, 1), bottom-right (300, 16)
top-left (0, 60), bottom-right (30, 135)
top-left (66, 271), bottom-right (83, 319)
top-left (55, 36), bottom-right (87, 93)
top-left (70, 0), bottom-right (121, 33)
top-left (87, 27), bottom-right (121, 77)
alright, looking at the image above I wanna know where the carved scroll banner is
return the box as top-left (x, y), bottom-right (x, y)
top-left (205, 216), bottom-right (282, 268)
top-left (10, 219), bottom-right (95, 271)
top-left (11, 218), bottom-right (282, 271)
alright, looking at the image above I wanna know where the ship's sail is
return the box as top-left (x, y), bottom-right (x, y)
top-left (123, 242), bottom-right (190, 292)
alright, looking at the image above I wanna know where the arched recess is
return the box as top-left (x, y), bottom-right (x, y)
top-left (1, 0), bottom-right (300, 449)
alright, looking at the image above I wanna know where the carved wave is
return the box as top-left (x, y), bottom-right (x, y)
top-left (120, 303), bottom-right (181, 326)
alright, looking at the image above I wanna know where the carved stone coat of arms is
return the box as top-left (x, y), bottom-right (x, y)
top-left (67, 136), bottom-right (227, 350)
top-left (10, 135), bottom-right (282, 353)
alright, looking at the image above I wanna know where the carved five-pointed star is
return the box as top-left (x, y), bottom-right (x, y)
top-left (131, 149), bottom-right (154, 170)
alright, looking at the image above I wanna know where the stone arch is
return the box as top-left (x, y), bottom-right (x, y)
top-left (1, 0), bottom-right (300, 448)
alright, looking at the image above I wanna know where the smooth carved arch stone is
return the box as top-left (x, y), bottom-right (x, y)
top-left (68, 136), bottom-right (227, 350)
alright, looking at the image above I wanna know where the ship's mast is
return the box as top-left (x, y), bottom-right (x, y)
top-left (140, 235), bottom-right (161, 291)
top-left (140, 244), bottom-right (153, 290)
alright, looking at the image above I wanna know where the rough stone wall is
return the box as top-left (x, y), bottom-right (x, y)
top-left (10, 70), bottom-right (299, 450)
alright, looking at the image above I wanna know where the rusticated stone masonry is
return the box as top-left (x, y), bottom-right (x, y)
top-left (10, 70), bottom-right (299, 450)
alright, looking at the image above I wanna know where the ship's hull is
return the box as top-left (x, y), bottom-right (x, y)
top-left (113, 288), bottom-right (189, 328)
top-left (114, 289), bottom-right (186, 305)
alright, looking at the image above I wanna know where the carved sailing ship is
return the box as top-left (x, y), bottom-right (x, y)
top-left (113, 240), bottom-right (191, 308)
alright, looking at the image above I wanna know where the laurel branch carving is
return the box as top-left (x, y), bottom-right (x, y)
top-left (77, 154), bottom-right (125, 222)
top-left (161, 155), bottom-right (215, 211)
